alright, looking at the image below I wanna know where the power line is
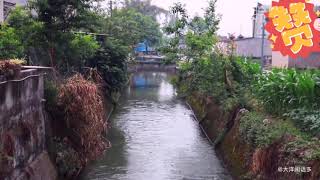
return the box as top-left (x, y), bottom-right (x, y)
top-left (71, 31), bottom-right (109, 37)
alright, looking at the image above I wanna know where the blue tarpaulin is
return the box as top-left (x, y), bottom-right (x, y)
top-left (135, 42), bottom-right (148, 53)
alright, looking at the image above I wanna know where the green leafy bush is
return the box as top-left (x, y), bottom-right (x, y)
top-left (0, 25), bottom-right (24, 59)
top-left (69, 34), bottom-right (100, 68)
top-left (178, 61), bottom-right (192, 72)
top-left (192, 57), bottom-right (226, 97)
top-left (7, 6), bottom-right (45, 49)
top-left (239, 112), bottom-right (301, 147)
top-left (221, 96), bottom-right (240, 112)
top-left (285, 109), bottom-right (320, 136)
top-left (70, 34), bottom-right (100, 59)
top-left (285, 137), bottom-right (320, 161)
top-left (233, 57), bottom-right (261, 85)
top-left (170, 75), bottom-right (179, 87)
top-left (87, 39), bottom-right (128, 94)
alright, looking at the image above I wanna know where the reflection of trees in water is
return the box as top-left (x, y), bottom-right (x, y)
top-left (125, 72), bottom-right (177, 106)
top-left (130, 71), bottom-right (171, 88)
top-left (104, 116), bottom-right (128, 166)
top-left (80, 112), bottom-right (128, 179)
top-left (82, 71), bottom-right (177, 179)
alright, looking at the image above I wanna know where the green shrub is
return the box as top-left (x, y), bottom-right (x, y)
top-left (170, 75), bottom-right (179, 86)
top-left (68, 34), bottom-right (100, 68)
top-left (285, 137), bottom-right (320, 161)
top-left (0, 25), bottom-right (24, 59)
top-left (239, 112), bottom-right (302, 148)
top-left (44, 80), bottom-right (59, 108)
top-left (186, 56), bottom-right (226, 99)
top-left (285, 109), bottom-right (320, 136)
top-left (178, 61), bottom-right (192, 72)
top-left (233, 57), bottom-right (260, 85)
top-left (87, 39), bottom-right (128, 93)
top-left (176, 79), bottom-right (193, 97)
top-left (221, 96), bottom-right (239, 112)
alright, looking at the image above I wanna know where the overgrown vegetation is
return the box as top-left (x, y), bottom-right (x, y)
top-left (239, 112), bottom-right (320, 163)
top-left (0, 0), bottom-right (163, 86)
top-left (239, 112), bottom-right (300, 148)
top-left (44, 73), bottom-right (110, 179)
top-left (163, 1), bottom-right (261, 107)
top-left (167, 0), bottom-right (320, 168)
top-left (0, 25), bottom-right (24, 59)
top-left (0, 0), bottom-right (164, 178)
top-left (58, 74), bottom-right (108, 162)
top-left (253, 69), bottom-right (320, 136)
top-left (285, 109), bottom-right (320, 136)
top-left (254, 69), bottom-right (320, 114)
top-left (2, 0), bottom-right (320, 178)
top-left (0, 59), bottom-right (26, 79)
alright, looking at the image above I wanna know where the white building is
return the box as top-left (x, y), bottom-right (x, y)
top-left (252, 3), bottom-right (269, 38)
top-left (232, 3), bottom-right (271, 62)
top-left (0, 0), bottom-right (27, 23)
top-left (235, 37), bottom-right (271, 58)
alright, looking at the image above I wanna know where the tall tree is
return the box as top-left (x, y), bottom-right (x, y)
top-left (31, 0), bottom-right (98, 32)
top-left (123, 0), bottom-right (168, 21)
top-left (204, 0), bottom-right (220, 35)
top-left (161, 0), bottom-right (220, 63)
top-left (104, 8), bottom-right (162, 47)
top-left (26, 0), bottom-right (102, 68)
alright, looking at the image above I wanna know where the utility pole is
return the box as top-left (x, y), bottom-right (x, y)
top-left (258, 2), bottom-right (267, 71)
top-left (261, 20), bottom-right (265, 71)
top-left (108, 0), bottom-right (114, 17)
top-left (252, 5), bottom-right (258, 38)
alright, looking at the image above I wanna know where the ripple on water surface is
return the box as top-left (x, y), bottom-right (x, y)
top-left (80, 71), bottom-right (232, 180)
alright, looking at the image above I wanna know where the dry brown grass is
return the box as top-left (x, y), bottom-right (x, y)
top-left (58, 74), bottom-right (108, 163)
top-left (0, 60), bottom-right (22, 78)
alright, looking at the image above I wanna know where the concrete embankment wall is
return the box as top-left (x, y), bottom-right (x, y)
top-left (186, 93), bottom-right (320, 180)
top-left (0, 69), bottom-right (57, 180)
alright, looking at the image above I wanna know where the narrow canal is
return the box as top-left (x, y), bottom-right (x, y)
top-left (80, 71), bottom-right (232, 180)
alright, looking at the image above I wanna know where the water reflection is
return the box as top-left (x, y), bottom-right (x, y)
top-left (80, 71), bottom-right (231, 180)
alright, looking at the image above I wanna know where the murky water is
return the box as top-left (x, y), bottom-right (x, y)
top-left (80, 71), bottom-right (231, 180)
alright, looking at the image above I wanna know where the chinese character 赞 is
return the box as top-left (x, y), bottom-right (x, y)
top-left (268, 2), bottom-right (314, 54)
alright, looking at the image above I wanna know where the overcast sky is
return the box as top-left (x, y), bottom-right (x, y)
top-left (150, 0), bottom-right (319, 37)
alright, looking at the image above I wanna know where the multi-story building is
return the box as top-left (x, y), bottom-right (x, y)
top-left (252, 3), bottom-right (269, 38)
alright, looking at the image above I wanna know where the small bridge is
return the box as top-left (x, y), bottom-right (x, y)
top-left (129, 55), bottom-right (176, 72)
top-left (135, 55), bottom-right (166, 64)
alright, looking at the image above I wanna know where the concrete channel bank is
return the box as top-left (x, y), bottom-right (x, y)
top-left (0, 68), bottom-right (57, 180)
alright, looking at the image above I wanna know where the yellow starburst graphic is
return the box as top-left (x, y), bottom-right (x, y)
top-left (270, 34), bottom-right (278, 42)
